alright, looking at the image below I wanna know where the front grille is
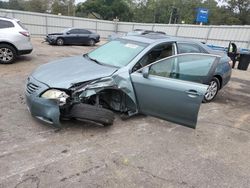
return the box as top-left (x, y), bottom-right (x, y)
top-left (26, 82), bottom-right (40, 94)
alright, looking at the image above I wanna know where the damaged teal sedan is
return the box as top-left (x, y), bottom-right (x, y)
top-left (26, 35), bottom-right (232, 129)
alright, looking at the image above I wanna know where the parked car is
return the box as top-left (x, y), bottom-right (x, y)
top-left (126, 29), bottom-right (166, 36)
top-left (26, 34), bottom-right (231, 129)
top-left (108, 30), bottom-right (166, 41)
top-left (0, 17), bottom-right (33, 64)
top-left (45, 28), bottom-right (100, 46)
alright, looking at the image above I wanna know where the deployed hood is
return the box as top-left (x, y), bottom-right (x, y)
top-left (32, 56), bottom-right (118, 88)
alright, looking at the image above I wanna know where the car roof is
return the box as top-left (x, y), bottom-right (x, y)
top-left (124, 34), bottom-right (193, 44)
top-left (68, 28), bottom-right (90, 30)
top-left (122, 34), bottom-right (214, 53)
top-left (0, 16), bottom-right (19, 22)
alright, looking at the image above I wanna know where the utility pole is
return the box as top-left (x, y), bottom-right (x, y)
top-left (67, 0), bottom-right (75, 16)
top-left (169, 6), bottom-right (177, 24)
top-left (168, 8), bottom-right (173, 24)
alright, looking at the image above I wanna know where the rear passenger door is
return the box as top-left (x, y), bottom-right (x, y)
top-left (78, 29), bottom-right (91, 44)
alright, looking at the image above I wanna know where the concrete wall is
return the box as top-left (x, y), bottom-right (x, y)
top-left (1, 9), bottom-right (250, 48)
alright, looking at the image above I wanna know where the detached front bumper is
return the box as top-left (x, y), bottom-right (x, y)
top-left (45, 36), bottom-right (56, 44)
top-left (25, 77), bottom-right (61, 127)
top-left (26, 94), bottom-right (60, 127)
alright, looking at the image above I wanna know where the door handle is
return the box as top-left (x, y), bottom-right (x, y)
top-left (185, 90), bottom-right (201, 97)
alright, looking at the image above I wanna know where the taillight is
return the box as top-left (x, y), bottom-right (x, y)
top-left (19, 31), bottom-right (30, 37)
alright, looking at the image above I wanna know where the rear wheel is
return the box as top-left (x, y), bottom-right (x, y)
top-left (88, 39), bottom-right (95, 46)
top-left (0, 44), bottom-right (17, 64)
top-left (203, 77), bottom-right (220, 103)
top-left (70, 103), bottom-right (115, 126)
top-left (56, 38), bottom-right (64, 46)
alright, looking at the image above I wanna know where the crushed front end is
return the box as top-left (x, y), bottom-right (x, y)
top-left (25, 75), bottom-right (138, 128)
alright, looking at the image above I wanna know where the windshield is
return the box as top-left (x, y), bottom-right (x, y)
top-left (88, 39), bottom-right (148, 67)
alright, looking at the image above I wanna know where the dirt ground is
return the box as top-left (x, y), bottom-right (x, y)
top-left (0, 38), bottom-right (250, 188)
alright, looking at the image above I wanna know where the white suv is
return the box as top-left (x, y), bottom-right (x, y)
top-left (0, 17), bottom-right (33, 64)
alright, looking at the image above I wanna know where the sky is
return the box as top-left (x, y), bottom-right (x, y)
top-left (75, 0), bottom-right (86, 4)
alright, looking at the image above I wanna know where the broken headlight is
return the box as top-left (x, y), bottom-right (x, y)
top-left (41, 89), bottom-right (69, 105)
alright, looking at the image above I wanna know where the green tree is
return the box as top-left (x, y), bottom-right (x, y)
top-left (0, 1), bottom-right (9, 9)
top-left (51, 0), bottom-right (68, 15)
top-left (8, 0), bottom-right (25, 10)
top-left (24, 0), bottom-right (49, 13)
top-left (226, 0), bottom-right (250, 24)
top-left (0, 0), bottom-right (248, 25)
top-left (76, 0), bottom-right (133, 21)
top-left (51, 0), bottom-right (75, 16)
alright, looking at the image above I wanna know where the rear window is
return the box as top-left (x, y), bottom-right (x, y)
top-left (0, 20), bottom-right (14, 29)
top-left (17, 21), bottom-right (27, 30)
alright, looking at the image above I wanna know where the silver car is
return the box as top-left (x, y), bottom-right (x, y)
top-left (0, 17), bottom-right (33, 64)
top-left (26, 35), bottom-right (231, 129)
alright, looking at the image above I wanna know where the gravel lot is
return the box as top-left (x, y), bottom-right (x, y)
top-left (0, 38), bottom-right (250, 188)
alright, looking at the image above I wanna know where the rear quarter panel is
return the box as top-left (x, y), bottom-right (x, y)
top-left (214, 56), bottom-right (232, 88)
top-left (0, 27), bottom-right (33, 51)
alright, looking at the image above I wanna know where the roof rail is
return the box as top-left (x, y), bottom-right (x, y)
top-left (0, 16), bottom-right (14, 20)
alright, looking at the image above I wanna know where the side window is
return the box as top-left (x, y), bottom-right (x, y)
top-left (133, 43), bottom-right (176, 72)
top-left (149, 54), bottom-right (217, 83)
top-left (0, 20), bottom-right (14, 29)
top-left (178, 43), bottom-right (204, 54)
top-left (69, 29), bottom-right (79, 34)
top-left (149, 57), bottom-right (174, 78)
top-left (80, 29), bottom-right (91, 34)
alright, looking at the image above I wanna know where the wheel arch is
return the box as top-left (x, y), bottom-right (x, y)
top-left (0, 41), bottom-right (18, 54)
top-left (213, 75), bottom-right (222, 89)
top-left (88, 88), bottom-right (138, 113)
top-left (89, 38), bottom-right (97, 42)
top-left (56, 37), bottom-right (64, 41)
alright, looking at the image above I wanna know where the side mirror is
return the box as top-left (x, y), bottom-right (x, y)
top-left (66, 31), bottom-right (70, 35)
top-left (142, 66), bottom-right (149, 78)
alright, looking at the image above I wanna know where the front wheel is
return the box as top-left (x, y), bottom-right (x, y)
top-left (203, 77), bottom-right (220, 103)
top-left (0, 44), bottom-right (17, 64)
top-left (88, 39), bottom-right (95, 46)
top-left (56, 38), bottom-right (64, 46)
top-left (69, 103), bottom-right (115, 126)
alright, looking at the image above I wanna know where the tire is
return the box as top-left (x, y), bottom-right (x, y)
top-left (0, 44), bottom-right (17, 64)
top-left (56, 38), bottom-right (64, 46)
top-left (88, 39), bottom-right (95, 46)
top-left (70, 103), bottom-right (115, 126)
top-left (203, 77), bottom-right (220, 103)
top-left (120, 113), bottom-right (130, 121)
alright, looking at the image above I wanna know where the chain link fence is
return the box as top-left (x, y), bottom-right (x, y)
top-left (1, 9), bottom-right (250, 48)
